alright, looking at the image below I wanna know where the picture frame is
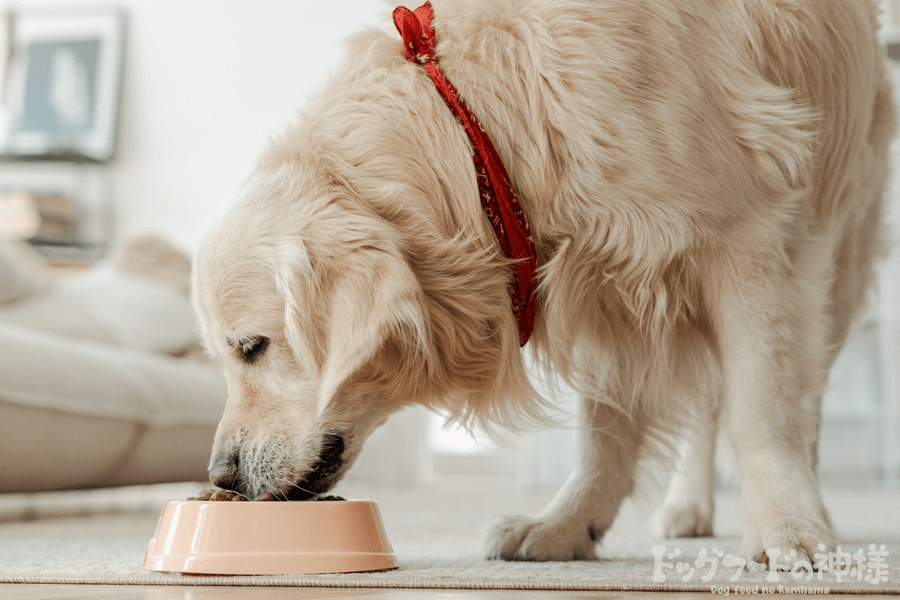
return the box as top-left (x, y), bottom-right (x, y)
top-left (0, 9), bottom-right (126, 162)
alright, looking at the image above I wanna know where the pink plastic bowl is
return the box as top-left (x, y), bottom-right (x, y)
top-left (143, 500), bottom-right (397, 575)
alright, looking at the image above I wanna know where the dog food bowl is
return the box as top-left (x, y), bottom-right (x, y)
top-left (143, 500), bottom-right (397, 575)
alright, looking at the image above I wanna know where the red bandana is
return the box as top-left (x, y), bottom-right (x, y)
top-left (393, 2), bottom-right (538, 347)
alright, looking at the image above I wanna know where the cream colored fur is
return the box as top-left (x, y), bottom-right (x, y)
top-left (193, 0), bottom-right (895, 567)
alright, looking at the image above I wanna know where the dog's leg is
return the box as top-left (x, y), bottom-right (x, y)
top-left (713, 262), bottom-right (835, 569)
top-left (652, 404), bottom-right (719, 538)
top-left (483, 398), bottom-right (642, 561)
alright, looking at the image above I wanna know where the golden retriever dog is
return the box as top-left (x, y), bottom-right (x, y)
top-left (193, 0), bottom-right (895, 567)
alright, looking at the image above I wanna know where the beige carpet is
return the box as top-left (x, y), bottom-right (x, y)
top-left (0, 482), bottom-right (897, 593)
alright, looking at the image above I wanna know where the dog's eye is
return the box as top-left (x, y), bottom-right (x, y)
top-left (238, 336), bottom-right (270, 364)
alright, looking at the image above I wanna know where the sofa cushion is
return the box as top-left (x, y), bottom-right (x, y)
top-left (0, 323), bottom-right (225, 492)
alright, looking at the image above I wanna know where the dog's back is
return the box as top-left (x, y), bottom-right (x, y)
top-left (427, 0), bottom-right (894, 391)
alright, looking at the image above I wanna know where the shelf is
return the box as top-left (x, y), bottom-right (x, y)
top-left (0, 152), bottom-right (107, 165)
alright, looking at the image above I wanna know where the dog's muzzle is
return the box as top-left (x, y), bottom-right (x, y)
top-left (208, 433), bottom-right (345, 500)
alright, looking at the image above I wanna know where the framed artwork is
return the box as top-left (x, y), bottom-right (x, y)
top-left (1, 10), bottom-right (125, 162)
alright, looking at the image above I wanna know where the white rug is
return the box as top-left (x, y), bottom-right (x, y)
top-left (0, 483), bottom-right (897, 593)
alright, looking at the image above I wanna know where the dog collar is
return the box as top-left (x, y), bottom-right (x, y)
top-left (393, 2), bottom-right (538, 347)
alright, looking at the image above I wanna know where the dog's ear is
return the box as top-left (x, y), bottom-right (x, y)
top-left (274, 231), bottom-right (429, 415)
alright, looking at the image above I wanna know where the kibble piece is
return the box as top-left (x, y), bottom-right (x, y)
top-left (188, 488), bottom-right (246, 501)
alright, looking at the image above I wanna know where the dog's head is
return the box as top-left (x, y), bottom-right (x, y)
top-left (193, 166), bottom-right (437, 499)
top-left (193, 96), bottom-right (545, 497)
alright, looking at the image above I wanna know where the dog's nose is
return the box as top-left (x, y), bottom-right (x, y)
top-left (208, 452), bottom-right (243, 493)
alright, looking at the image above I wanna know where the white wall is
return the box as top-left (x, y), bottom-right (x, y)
top-left (6, 0), bottom-right (391, 252)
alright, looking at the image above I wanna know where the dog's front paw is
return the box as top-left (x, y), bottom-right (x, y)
top-left (482, 515), bottom-right (599, 561)
top-left (742, 516), bottom-right (836, 571)
top-left (652, 500), bottom-right (713, 538)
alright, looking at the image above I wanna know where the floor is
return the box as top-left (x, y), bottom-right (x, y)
top-left (2, 483), bottom-right (898, 597)
top-left (0, 586), bottom-right (891, 599)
